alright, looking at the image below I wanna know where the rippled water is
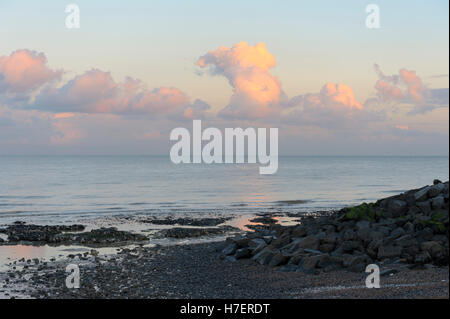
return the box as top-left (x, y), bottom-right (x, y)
top-left (0, 155), bottom-right (448, 224)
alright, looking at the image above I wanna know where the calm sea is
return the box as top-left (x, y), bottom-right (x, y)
top-left (0, 156), bottom-right (448, 224)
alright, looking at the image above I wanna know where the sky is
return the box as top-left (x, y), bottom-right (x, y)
top-left (0, 0), bottom-right (449, 155)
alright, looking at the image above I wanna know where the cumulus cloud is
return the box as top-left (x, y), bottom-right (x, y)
top-left (197, 42), bottom-right (283, 119)
top-left (0, 50), bottom-right (209, 119)
top-left (197, 42), bottom-right (371, 128)
top-left (29, 69), bottom-right (209, 118)
top-left (299, 83), bottom-right (363, 110)
top-left (370, 64), bottom-right (449, 114)
top-left (0, 49), bottom-right (62, 100)
top-left (281, 82), bottom-right (384, 129)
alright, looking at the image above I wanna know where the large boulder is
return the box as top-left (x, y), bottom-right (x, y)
top-left (415, 187), bottom-right (430, 202)
top-left (428, 183), bottom-right (446, 198)
top-left (235, 248), bottom-right (252, 259)
top-left (296, 236), bottom-right (320, 250)
top-left (222, 243), bottom-right (237, 256)
top-left (421, 241), bottom-right (445, 259)
top-left (268, 253), bottom-right (289, 267)
top-left (431, 196), bottom-right (445, 209)
top-left (252, 247), bottom-right (276, 265)
top-left (387, 200), bottom-right (408, 217)
top-left (377, 245), bottom-right (403, 259)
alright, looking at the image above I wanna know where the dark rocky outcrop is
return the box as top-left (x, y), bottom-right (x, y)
top-left (154, 225), bottom-right (238, 239)
top-left (0, 224), bottom-right (147, 245)
top-left (142, 217), bottom-right (231, 227)
top-left (221, 181), bottom-right (449, 274)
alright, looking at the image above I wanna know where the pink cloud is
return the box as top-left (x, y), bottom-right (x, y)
top-left (31, 69), bottom-right (208, 118)
top-left (53, 112), bottom-right (75, 119)
top-left (374, 80), bottom-right (404, 102)
top-left (197, 42), bottom-right (282, 119)
top-left (395, 124), bottom-right (409, 131)
top-left (369, 64), bottom-right (449, 114)
top-left (0, 49), bottom-right (62, 95)
top-left (282, 82), bottom-right (373, 129)
top-left (318, 83), bottom-right (363, 110)
top-left (399, 69), bottom-right (426, 104)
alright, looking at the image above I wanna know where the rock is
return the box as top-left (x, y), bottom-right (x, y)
top-left (291, 226), bottom-right (307, 237)
top-left (303, 248), bottom-right (323, 255)
top-left (288, 252), bottom-right (305, 265)
top-left (2, 224), bottom-right (85, 243)
top-left (374, 225), bottom-right (391, 236)
top-left (249, 238), bottom-right (266, 248)
top-left (251, 242), bottom-right (267, 256)
top-left (222, 243), bottom-right (237, 256)
top-left (316, 255), bottom-right (333, 269)
top-left (322, 233), bottom-right (338, 245)
top-left (341, 240), bottom-right (362, 253)
top-left (394, 235), bottom-right (416, 247)
top-left (322, 224), bottom-right (336, 234)
top-left (357, 227), bottom-right (372, 242)
top-left (433, 234), bottom-right (448, 242)
top-left (431, 196), bottom-right (445, 209)
top-left (262, 236), bottom-right (274, 244)
top-left (421, 241), bottom-right (444, 259)
top-left (272, 235), bottom-right (291, 248)
top-left (235, 237), bottom-right (251, 248)
top-left (318, 243), bottom-right (335, 253)
top-left (348, 255), bottom-right (371, 272)
top-left (414, 251), bottom-right (431, 264)
top-left (390, 227), bottom-right (406, 239)
top-left (367, 240), bottom-right (381, 259)
top-left (90, 249), bottom-right (99, 256)
top-left (235, 248), bottom-right (252, 259)
top-left (387, 200), bottom-right (408, 217)
top-left (416, 201), bottom-right (432, 214)
top-left (342, 254), bottom-right (370, 269)
top-left (268, 253), bottom-right (289, 267)
top-left (279, 238), bottom-right (302, 253)
top-left (356, 220), bottom-right (371, 230)
top-left (428, 183), bottom-right (446, 198)
top-left (343, 229), bottom-right (356, 241)
top-left (378, 245), bottom-right (403, 259)
top-left (300, 255), bottom-right (322, 271)
top-left (433, 179), bottom-right (442, 185)
top-left (157, 226), bottom-right (236, 239)
top-left (415, 227), bottom-right (434, 241)
top-left (252, 247), bottom-right (276, 265)
top-left (147, 216), bottom-right (231, 227)
top-left (368, 230), bottom-right (384, 242)
top-left (414, 187), bottom-right (430, 202)
top-left (296, 236), bottom-right (320, 250)
top-left (404, 222), bottom-right (415, 233)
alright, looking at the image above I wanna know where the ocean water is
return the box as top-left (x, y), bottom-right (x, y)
top-left (0, 156), bottom-right (448, 225)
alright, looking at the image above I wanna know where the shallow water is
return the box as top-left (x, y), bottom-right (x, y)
top-left (0, 156), bottom-right (448, 224)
